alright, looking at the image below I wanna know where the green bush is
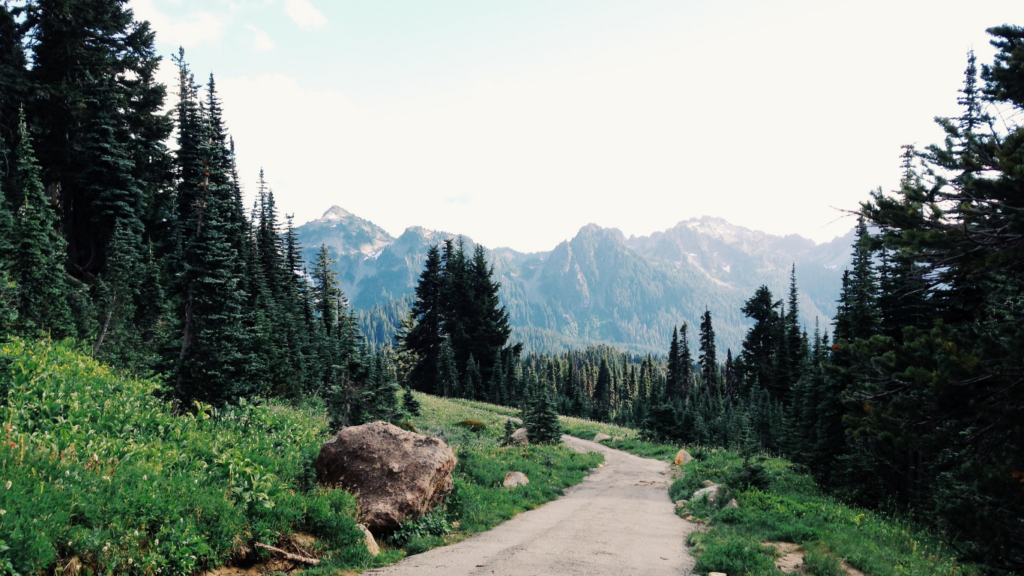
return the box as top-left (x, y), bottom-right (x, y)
top-left (804, 542), bottom-right (845, 576)
top-left (692, 536), bottom-right (778, 576)
top-left (389, 512), bottom-right (452, 547)
top-left (0, 338), bottom-right (379, 575)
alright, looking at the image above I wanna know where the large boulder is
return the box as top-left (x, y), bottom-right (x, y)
top-left (511, 427), bottom-right (529, 445)
top-left (315, 422), bottom-right (457, 531)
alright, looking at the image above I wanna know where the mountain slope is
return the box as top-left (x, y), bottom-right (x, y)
top-left (295, 209), bottom-right (852, 354)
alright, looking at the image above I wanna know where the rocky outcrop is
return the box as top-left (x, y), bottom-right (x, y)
top-left (315, 422), bottom-right (457, 531)
top-left (593, 433), bottom-right (611, 442)
top-left (503, 472), bottom-right (530, 487)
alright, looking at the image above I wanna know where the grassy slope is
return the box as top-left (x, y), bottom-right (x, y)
top-left (401, 392), bottom-right (602, 552)
top-left (0, 339), bottom-right (601, 575)
top-left (483, 409), bottom-right (971, 576)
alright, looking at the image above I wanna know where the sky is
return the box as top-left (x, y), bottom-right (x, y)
top-left (131, 0), bottom-right (1023, 253)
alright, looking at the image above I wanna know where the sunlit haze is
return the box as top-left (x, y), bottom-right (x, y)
top-left (133, 0), bottom-right (1022, 252)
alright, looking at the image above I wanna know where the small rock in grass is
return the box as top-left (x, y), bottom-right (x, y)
top-left (358, 524), bottom-right (380, 556)
top-left (593, 433), bottom-right (612, 442)
top-left (693, 485), bottom-right (719, 501)
top-left (703, 480), bottom-right (719, 488)
top-left (612, 436), bottom-right (623, 442)
top-left (726, 499), bottom-right (739, 508)
top-left (675, 449), bottom-right (694, 465)
top-left (504, 471), bottom-right (530, 487)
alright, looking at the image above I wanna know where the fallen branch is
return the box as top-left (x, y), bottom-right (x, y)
top-left (254, 542), bottom-right (320, 565)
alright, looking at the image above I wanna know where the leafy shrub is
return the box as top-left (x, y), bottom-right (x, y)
top-left (722, 457), bottom-right (771, 491)
top-left (804, 542), bottom-right (845, 576)
top-left (389, 512), bottom-right (452, 548)
top-left (0, 338), bottom-right (380, 575)
top-left (692, 536), bottom-right (777, 576)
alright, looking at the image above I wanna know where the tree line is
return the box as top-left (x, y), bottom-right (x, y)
top-left (0, 1), bottom-right (416, 430)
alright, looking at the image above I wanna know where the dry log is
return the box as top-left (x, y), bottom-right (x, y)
top-left (253, 542), bottom-right (320, 565)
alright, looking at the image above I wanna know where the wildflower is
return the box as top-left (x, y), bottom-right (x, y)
top-left (5, 481), bottom-right (10, 489)
top-left (143, 475), bottom-right (147, 481)
top-left (0, 509), bottom-right (6, 515)
top-left (9, 443), bottom-right (14, 448)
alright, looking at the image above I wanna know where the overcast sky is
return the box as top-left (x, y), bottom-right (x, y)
top-left (131, 0), bottom-right (1022, 252)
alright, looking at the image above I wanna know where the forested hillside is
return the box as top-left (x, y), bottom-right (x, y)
top-left (298, 209), bottom-right (853, 354)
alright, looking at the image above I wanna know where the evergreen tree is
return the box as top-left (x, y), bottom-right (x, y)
top-left (27, 0), bottom-right (171, 278)
top-left (91, 219), bottom-right (148, 367)
top-left (833, 217), bottom-right (879, 342)
top-left (402, 386), bottom-right (421, 417)
top-left (698, 309), bottom-right (717, 385)
top-left (593, 357), bottom-right (612, 422)
top-left (165, 57), bottom-right (254, 406)
top-left (679, 323), bottom-right (693, 397)
top-left (0, 174), bottom-right (15, 336)
top-left (666, 326), bottom-right (681, 399)
top-left (406, 246), bottom-right (444, 393)
top-left (10, 110), bottom-right (74, 338)
top-left (737, 286), bottom-right (781, 398)
top-left (501, 418), bottom-right (517, 447)
top-left (526, 381), bottom-right (562, 445)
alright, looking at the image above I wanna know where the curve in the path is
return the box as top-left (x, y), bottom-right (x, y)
top-left (367, 435), bottom-right (696, 576)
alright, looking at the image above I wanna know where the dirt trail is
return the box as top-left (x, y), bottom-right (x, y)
top-left (367, 435), bottom-right (696, 576)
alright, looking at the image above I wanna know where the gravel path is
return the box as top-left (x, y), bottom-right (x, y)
top-left (367, 435), bottom-right (696, 576)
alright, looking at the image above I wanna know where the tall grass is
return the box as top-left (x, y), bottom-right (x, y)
top-left (0, 338), bottom-right (394, 575)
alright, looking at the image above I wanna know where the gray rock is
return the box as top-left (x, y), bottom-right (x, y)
top-left (692, 485), bottom-right (720, 501)
top-left (593, 433), bottom-right (612, 442)
top-left (511, 427), bottom-right (529, 445)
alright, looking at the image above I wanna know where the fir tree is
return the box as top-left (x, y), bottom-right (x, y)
top-left (526, 382), bottom-right (562, 445)
top-left (406, 246), bottom-right (445, 393)
top-left (737, 286), bottom-right (781, 398)
top-left (593, 357), bottom-right (612, 422)
top-left (10, 110), bottom-right (74, 338)
top-left (501, 418), bottom-right (517, 447)
top-left (698, 309), bottom-right (717, 385)
top-left (402, 386), bottom-right (421, 417)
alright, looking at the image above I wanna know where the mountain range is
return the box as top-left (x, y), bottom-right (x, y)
top-left (296, 206), bottom-right (855, 355)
